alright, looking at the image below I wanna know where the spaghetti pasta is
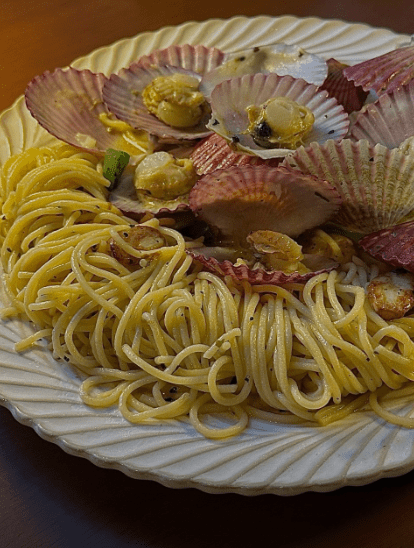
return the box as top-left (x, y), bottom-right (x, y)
top-left (2, 144), bottom-right (414, 438)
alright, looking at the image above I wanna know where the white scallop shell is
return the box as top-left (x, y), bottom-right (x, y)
top-left (200, 43), bottom-right (328, 97)
top-left (207, 73), bottom-right (349, 159)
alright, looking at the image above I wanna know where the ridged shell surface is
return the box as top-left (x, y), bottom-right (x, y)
top-left (283, 139), bottom-right (414, 233)
top-left (3, 15), bottom-right (414, 496)
top-left (25, 68), bottom-right (119, 154)
top-left (320, 58), bottom-right (368, 113)
top-left (207, 73), bottom-right (349, 159)
top-left (187, 250), bottom-right (336, 286)
top-left (131, 44), bottom-right (225, 74)
top-left (359, 221), bottom-right (414, 272)
top-left (189, 164), bottom-right (341, 240)
top-left (350, 81), bottom-right (414, 148)
top-left (190, 134), bottom-right (281, 175)
top-left (343, 44), bottom-right (414, 95)
top-left (199, 43), bottom-right (328, 97)
top-left (103, 65), bottom-right (211, 141)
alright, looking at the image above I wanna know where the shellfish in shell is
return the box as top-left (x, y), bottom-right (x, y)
top-left (206, 73), bottom-right (349, 159)
top-left (186, 164), bottom-right (342, 285)
top-left (25, 68), bottom-right (153, 157)
top-left (103, 64), bottom-right (212, 143)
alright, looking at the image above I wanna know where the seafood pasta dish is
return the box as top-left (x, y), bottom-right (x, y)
top-left (2, 37), bottom-right (414, 441)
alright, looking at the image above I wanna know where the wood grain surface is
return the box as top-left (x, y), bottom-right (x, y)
top-left (1, 1), bottom-right (414, 547)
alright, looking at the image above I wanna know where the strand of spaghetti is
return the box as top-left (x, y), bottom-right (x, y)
top-left (250, 299), bottom-right (284, 409)
top-left (119, 381), bottom-right (197, 422)
top-left (189, 393), bottom-right (249, 439)
top-left (207, 355), bottom-right (251, 406)
top-left (307, 279), bottom-right (375, 394)
top-left (369, 391), bottom-right (414, 428)
top-left (334, 283), bottom-right (366, 328)
top-left (288, 308), bottom-right (337, 408)
top-left (122, 343), bottom-right (209, 385)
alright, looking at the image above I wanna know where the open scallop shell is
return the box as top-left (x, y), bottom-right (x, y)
top-left (349, 81), bottom-right (414, 148)
top-left (131, 44), bottom-right (225, 75)
top-left (187, 248), bottom-right (338, 286)
top-left (359, 221), bottom-right (414, 273)
top-left (25, 68), bottom-right (147, 155)
top-left (207, 73), bottom-right (349, 159)
top-left (319, 58), bottom-right (368, 114)
top-left (283, 139), bottom-right (414, 233)
top-left (103, 65), bottom-right (211, 142)
top-left (199, 43), bottom-right (327, 98)
top-left (343, 44), bottom-right (414, 95)
top-left (109, 167), bottom-right (191, 217)
top-left (190, 133), bottom-right (281, 175)
top-left (188, 164), bottom-right (342, 242)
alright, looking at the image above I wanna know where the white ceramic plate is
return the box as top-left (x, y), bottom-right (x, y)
top-left (0, 15), bottom-right (413, 496)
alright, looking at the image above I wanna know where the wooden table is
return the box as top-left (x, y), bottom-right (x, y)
top-left (2, 1), bottom-right (414, 547)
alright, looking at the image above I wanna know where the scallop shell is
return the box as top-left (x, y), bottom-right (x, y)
top-left (102, 65), bottom-right (211, 142)
top-left (187, 249), bottom-right (338, 286)
top-left (399, 136), bottom-right (414, 155)
top-left (343, 44), bottom-right (414, 95)
top-left (349, 81), bottom-right (414, 148)
top-left (319, 58), bottom-right (368, 114)
top-left (188, 164), bottom-right (342, 242)
top-left (25, 68), bottom-right (144, 155)
top-left (108, 168), bottom-right (191, 217)
top-left (190, 133), bottom-right (281, 175)
top-left (283, 139), bottom-right (414, 233)
top-left (199, 43), bottom-right (328, 98)
top-left (207, 73), bottom-right (349, 159)
top-left (131, 44), bottom-right (225, 75)
top-left (359, 221), bottom-right (414, 273)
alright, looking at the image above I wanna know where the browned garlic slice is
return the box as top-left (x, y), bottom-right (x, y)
top-left (110, 225), bottom-right (166, 266)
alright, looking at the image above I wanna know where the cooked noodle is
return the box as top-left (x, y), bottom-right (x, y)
top-left (2, 144), bottom-right (414, 438)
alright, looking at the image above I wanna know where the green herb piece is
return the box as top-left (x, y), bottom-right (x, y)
top-left (103, 148), bottom-right (130, 190)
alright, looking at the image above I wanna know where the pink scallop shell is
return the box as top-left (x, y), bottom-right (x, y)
top-left (131, 44), bottom-right (225, 75)
top-left (349, 81), bottom-right (414, 148)
top-left (283, 139), bottom-right (414, 234)
top-left (188, 164), bottom-right (342, 241)
top-left (25, 68), bottom-right (127, 154)
top-left (359, 221), bottom-right (414, 273)
top-left (207, 73), bottom-right (349, 159)
top-left (319, 58), bottom-right (368, 114)
top-left (190, 133), bottom-right (281, 175)
top-left (187, 250), bottom-right (338, 286)
top-left (103, 64), bottom-right (211, 143)
top-left (343, 44), bottom-right (414, 95)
